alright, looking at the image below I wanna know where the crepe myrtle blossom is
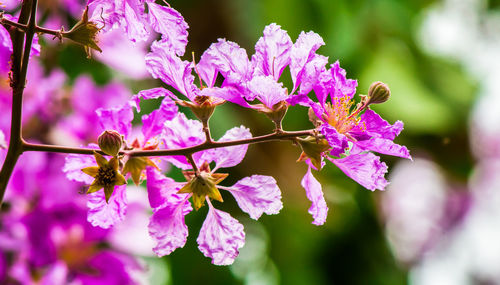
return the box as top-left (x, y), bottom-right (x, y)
top-left (88, 0), bottom-right (188, 55)
top-left (143, 37), bottom-right (226, 125)
top-left (63, 98), bottom-right (178, 228)
top-left (199, 23), bottom-right (328, 127)
top-left (147, 113), bottom-right (282, 265)
top-left (289, 62), bottom-right (411, 225)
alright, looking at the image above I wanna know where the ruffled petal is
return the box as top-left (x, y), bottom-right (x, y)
top-left (202, 126), bottom-right (252, 169)
top-left (204, 39), bottom-right (252, 86)
top-left (197, 50), bottom-right (218, 88)
top-left (146, 41), bottom-right (197, 99)
top-left (147, 2), bottom-right (189, 56)
top-left (197, 206), bottom-right (245, 265)
top-left (355, 138), bottom-right (411, 159)
top-left (320, 125), bottom-right (349, 157)
top-left (131, 88), bottom-right (179, 112)
top-left (290, 31), bottom-right (325, 92)
top-left (123, 0), bottom-right (148, 42)
top-left (329, 61), bottom-right (358, 100)
top-left (301, 166), bottom-right (328, 225)
top-left (330, 152), bottom-right (388, 191)
top-left (141, 97), bottom-right (178, 142)
top-left (358, 109), bottom-right (404, 140)
top-left (199, 85), bottom-right (252, 108)
top-left (227, 175), bottom-right (283, 220)
top-left (96, 103), bottom-right (134, 139)
top-left (146, 167), bottom-right (182, 209)
top-left (161, 113), bottom-right (206, 169)
top-left (297, 54), bottom-right (328, 96)
top-left (87, 185), bottom-right (128, 229)
top-left (247, 75), bottom-right (288, 108)
top-left (63, 152), bottom-right (97, 184)
top-left (148, 197), bottom-right (192, 256)
top-left (252, 23), bottom-right (292, 80)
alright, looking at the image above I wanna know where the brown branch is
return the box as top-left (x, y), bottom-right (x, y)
top-left (21, 129), bottom-right (316, 157)
top-left (0, 0), bottom-right (38, 204)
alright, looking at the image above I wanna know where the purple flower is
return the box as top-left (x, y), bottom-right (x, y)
top-left (203, 24), bottom-right (327, 113)
top-left (63, 96), bottom-right (177, 228)
top-left (89, 0), bottom-right (188, 53)
top-left (290, 61), bottom-right (410, 224)
top-left (146, 116), bottom-right (283, 265)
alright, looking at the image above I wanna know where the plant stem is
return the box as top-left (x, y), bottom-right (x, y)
top-left (0, 16), bottom-right (62, 39)
top-left (0, 0), bottom-right (38, 204)
top-left (21, 129), bottom-right (316, 157)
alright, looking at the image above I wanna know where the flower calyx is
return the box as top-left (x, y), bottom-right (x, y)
top-left (178, 96), bottom-right (225, 125)
top-left (122, 139), bottom-right (159, 185)
top-left (62, 6), bottom-right (102, 58)
top-left (97, 130), bottom-right (123, 157)
top-left (178, 162), bottom-right (227, 210)
top-left (81, 152), bottom-right (126, 203)
top-left (256, 101), bottom-right (289, 131)
top-left (297, 136), bottom-right (330, 170)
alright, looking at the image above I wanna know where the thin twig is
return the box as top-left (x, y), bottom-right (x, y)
top-left (21, 129), bottom-right (316, 157)
top-left (0, 16), bottom-right (62, 39)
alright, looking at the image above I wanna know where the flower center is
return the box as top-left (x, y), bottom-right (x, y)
top-left (322, 96), bottom-right (366, 135)
top-left (96, 166), bottom-right (116, 186)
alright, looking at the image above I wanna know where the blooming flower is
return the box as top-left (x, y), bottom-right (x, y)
top-left (199, 23), bottom-right (328, 126)
top-left (288, 62), bottom-right (411, 225)
top-left (147, 113), bottom-right (282, 265)
top-left (63, 95), bottom-right (177, 228)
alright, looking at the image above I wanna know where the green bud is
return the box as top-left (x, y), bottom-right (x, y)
top-left (367, 81), bottom-right (390, 104)
top-left (97, 130), bottom-right (123, 157)
top-left (63, 6), bottom-right (102, 58)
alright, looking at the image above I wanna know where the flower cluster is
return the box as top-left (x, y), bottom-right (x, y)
top-left (59, 1), bottom-right (411, 265)
top-left (0, 0), bottom-right (411, 271)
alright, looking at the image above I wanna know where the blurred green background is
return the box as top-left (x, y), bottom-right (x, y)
top-left (50, 0), bottom-right (481, 284)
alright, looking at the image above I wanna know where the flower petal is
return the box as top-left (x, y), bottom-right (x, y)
top-left (141, 97), bottom-right (178, 142)
top-left (131, 87), bottom-right (179, 112)
top-left (320, 125), bottom-right (349, 157)
top-left (247, 75), bottom-right (288, 108)
top-left (203, 126), bottom-right (252, 169)
top-left (161, 113), bottom-right (206, 169)
top-left (146, 41), bottom-right (197, 100)
top-left (204, 39), bottom-right (252, 86)
top-left (227, 175), bottom-right (283, 220)
top-left (301, 166), bottom-right (328, 225)
top-left (330, 152), bottom-right (388, 191)
top-left (87, 185), bottom-right (128, 229)
top-left (63, 152), bottom-right (98, 184)
top-left (148, 197), bottom-right (192, 256)
top-left (96, 103), bottom-right (134, 139)
top-left (355, 138), bottom-right (411, 159)
top-left (358, 109), bottom-right (404, 141)
top-left (329, 61), bottom-right (358, 100)
top-left (147, 2), bottom-right (189, 56)
top-left (146, 167), bottom-right (182, 209)
top-left (197, 206), bottom-right (245, 265)
top-left (251, 23), bottom-right (292, 80)
top-left (290, 31), bottom-right (325, 92)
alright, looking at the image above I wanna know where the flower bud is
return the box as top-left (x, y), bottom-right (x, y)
top-left (98, 130), bottom-right (123, 156)
top-left (367, 81), bottom-right (390, 105)
top-left (63, 6), bottom-right (102, 58)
